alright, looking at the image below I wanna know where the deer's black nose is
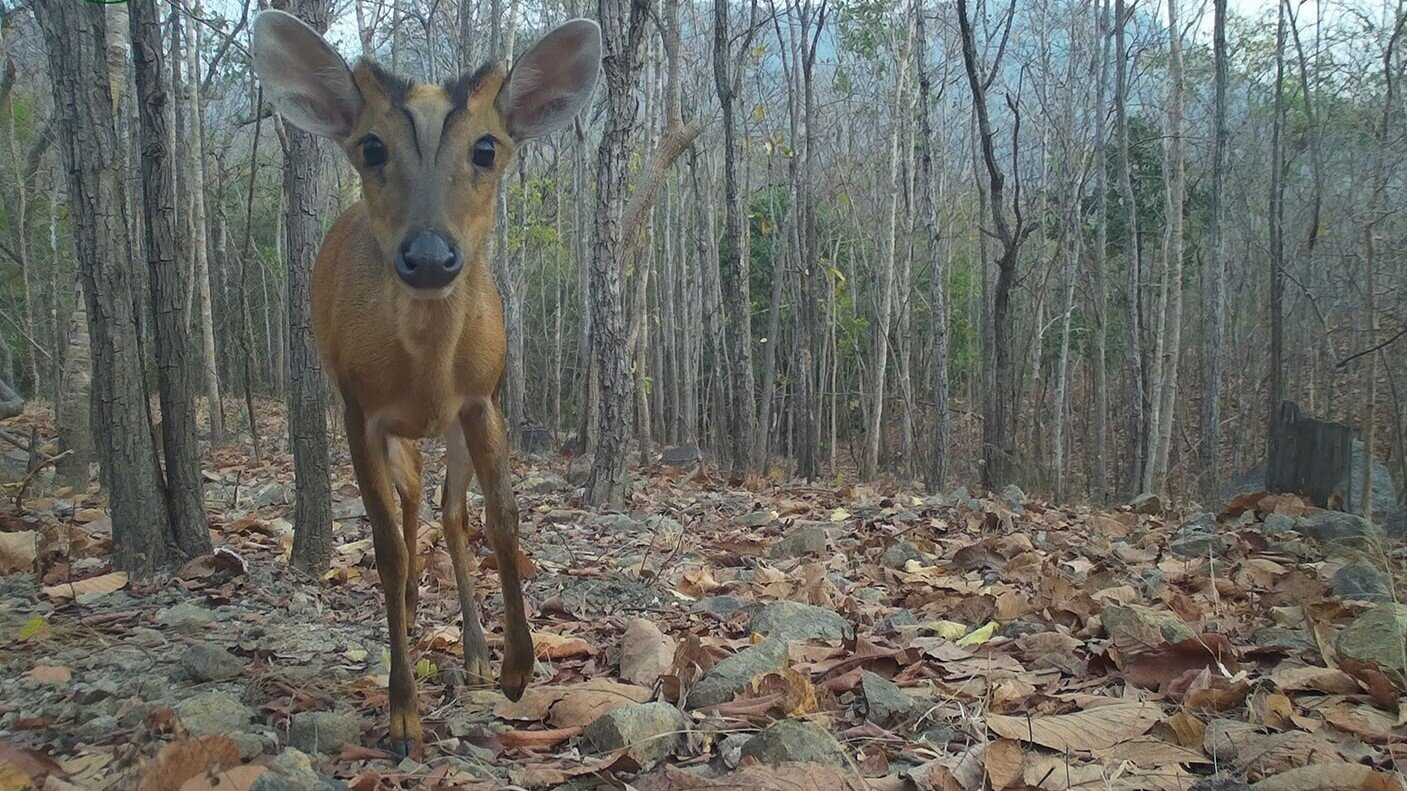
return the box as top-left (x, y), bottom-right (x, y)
top-left (394, 231), bottom-right (462, 290)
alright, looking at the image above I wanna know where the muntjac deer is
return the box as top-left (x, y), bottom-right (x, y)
top-left (251, 10), bottom-right (601, 752)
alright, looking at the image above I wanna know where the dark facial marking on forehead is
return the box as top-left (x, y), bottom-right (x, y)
top-left (359, 59), bottom-right (415, 108)
top-left (444, 62), bottom-right (500, 111)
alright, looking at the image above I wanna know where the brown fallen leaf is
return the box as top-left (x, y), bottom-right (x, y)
top-left (621, 618), bottom-right (676, 687)
top-left (531, 631), bottom-right (597, 660)
top-left (1270, 665), bottom-right (1359, 694)
top-left (178, 764), bottom-right (267, 791)
top-left (982, 738), bottom-right (1024, 790)
top-left (41, 571), bottom-right (128, 601)
top-left (635, 762), bottom-right (871, 790)
top-left (1091, 737), bottom-right (1210, 767)
top-left (985, 701), bottom-right (1161, 751)
top-left (1261, 692), bottom-right (1295, 729)
top-left (0, 742), bottom-right (65, 785)
top-left (22, 665), bottom-right (70, 687)
top-left (1250, 764), bottom-right (1404, 791)
top-left (0, 530), bottom-right (38, 573)
top-left (137, 736), bottom-right (240, 791)
top-left (494, 678), bottom-right (652, 727)
top-left (1339, 659), bottom-right (1401, 710)
top-left (499, 726), bottom-right (583, 751)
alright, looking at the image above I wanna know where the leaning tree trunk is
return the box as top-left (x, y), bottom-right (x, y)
top-left (283, 0), bottom-right (335, 573)
top-left (583, 0), bottom-right (650, 506)
top-left (131, 0), bottom-right (210, 557)
top-left (34, 0), bottom-right (183, 576)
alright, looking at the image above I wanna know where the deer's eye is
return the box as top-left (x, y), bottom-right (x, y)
top-left (361, 135), bottom-right (387, 168)
top-left (471, 136), bottom-right (496, 168)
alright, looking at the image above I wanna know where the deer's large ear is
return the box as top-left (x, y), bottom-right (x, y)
top-left (496, 19), bottom-right (602, 140)
top-left (251, 9), bottom-right (362, 140)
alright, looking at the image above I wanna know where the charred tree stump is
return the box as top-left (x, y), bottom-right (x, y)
top-left (1267, 401), bottom-right (1352, 509)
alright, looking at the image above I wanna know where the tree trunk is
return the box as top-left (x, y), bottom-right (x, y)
top-left (863, 3), bottom-right (913, 480)
top-left (1144, 0), bottom-right (1185, 494)
top-left (283, 0), bottom-right (335, 574)
top-left (1267, 0), bottom-right (1287, 484)
top-left (583, 0), bottom-right (650, 506)
top-left (958, 0), bottom-right (1021, 490)
top-left (917, 3), bottom-right (949, 492)
top-left (1090, 0), bottom-right (1111, 503)
top-left (131, 0), bottom-right (210, 558)
top-left (185, 5), bottom-right (225, 445)
top-left (55, 305), bottom-right (93, 488)
top-left (1200, 0), bottom-right (1228, 498)
top-left (713, 0), bottom-right (758, 475)
top-left (1114, 0), bottom-right (1145, 496)
top-left (34, 0), bottom-right (183, 576)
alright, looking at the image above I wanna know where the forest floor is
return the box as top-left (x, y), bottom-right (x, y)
top-left (1, 403), bottom-right (1407, 790)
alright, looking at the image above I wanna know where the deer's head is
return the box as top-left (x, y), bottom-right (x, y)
top-left (251, 10), bottom-right (600, 297)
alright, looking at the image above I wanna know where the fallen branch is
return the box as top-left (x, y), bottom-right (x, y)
top-left (14, 448), bottom-right (70, 508)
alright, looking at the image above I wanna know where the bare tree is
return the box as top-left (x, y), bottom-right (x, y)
top-left (34, 0), bottom-right (191, 575)
top-left (1200, 0), bottom-right (1228, 497)
top-left (132, 0), bottom-right (211, 557)
top-left (281, 0), bottom-right (334, 572)
top-left (958, 0), bottom-right (1024, 489)
top-left (584, 0), bottom-right (650, 506)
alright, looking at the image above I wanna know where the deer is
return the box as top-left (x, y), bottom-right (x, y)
top-left (250, 9), bottom-right (601, 753)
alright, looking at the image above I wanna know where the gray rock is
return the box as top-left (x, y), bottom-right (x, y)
top-left (876, 609), bottom-right (919, 632)
top-left (522, 471), bottom-right (570, 494)
top-left (740, 719), bottom-right (847, 766)
top-left (748, 600), bottom-right (849, 642)
top-left (1001, 484), bottom-right (1027, 512)
top-left (1136, 568), bottom-right (1166, 596)
top-left (288, 711), bottom-right (362, 754)
top-left (997, 620), bottom-right (1045, 639)
top-left (1333, 559), bottom-right (1392, 602)
top-left (860, 671), bottom-right (920, 727)
top-left (1262, 513), bottom-right (1296, 533)
top-left (1170, 513), bottom-right (1227, 558)
top-left (735, 511), bottom-right (774, 527)
top-left (331, 498), bottom-right (366, 520)
top-left (881, 541), bottom-right (925, 569)
top-left (1101, 604), bottom-right (1196, 644)
top-left (1189, 779), bottom-right (1252, 791)
top-left (719, 732), bottom-right (751, 769)
top-left (1252, 626), bottom-right (1315, 653)
top-left (944, 486), bottom-right (970, 506)
top-left (181, 643), bottom-right (245, 683)
top-left (693, 595), bottom-right (750, 619)
top-left (582, 702), bottom-right (688, 769)
top-left (175, 692), bottom-right (253, 736)
top-left (687, 637), bottom-right (788, 709)
top-left (157, 602), bottom-right (215, 632)
top-left (1294, 511), bottom-right (1382, 549)
top-left (231, 732), bottom-right (266, 759)
top-left (644, 515), bottom-right (684, 540)
top-left (251, 482), bottom-right (293, 508)
top-left (1336, 604), bottom-right (1407, 685)
top-left (771, 526), bottom-right (828, 558)
top-left (1130, 493), bottom-right (1164, 515)
top-left (78, 715), bottom-right (119, 743)
top-left (917, 723), bottom-right (956, 746)
top-left (251, 748), bottom-right (343, 791)
top-left (592, 513), bottom-right (640, 533)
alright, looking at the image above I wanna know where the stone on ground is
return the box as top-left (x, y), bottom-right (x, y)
top-left (859, 671), bottom-right (921, 727)
top-left (181, 643), bottom-right (245, 682)
top-left (1101, 604), bottom-right (1196, 644)
top-left (1332, 558), bottom-right (1391, 602)
top-left (747, 600), bottom-right (849, 642)
top-left (1336, 604), bottom-right (1407, 686)
top-left (1130, 493), bottom-right (1164, 515)
top-left (582, 702), bottom-right (688, 768)
top-left (687, 637), bottom-right (789, 709)
top-left (175, 691), bottom-right (253, 736)
top-left (739, 719), bottom-right (847, 766)
top-left (770, 526), bottom-right (828, 558)
top-left (287, 711), bottom-right (362, 754)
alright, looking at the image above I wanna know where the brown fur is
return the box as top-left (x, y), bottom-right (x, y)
top-left (312, 62), bottom-right (533, 750)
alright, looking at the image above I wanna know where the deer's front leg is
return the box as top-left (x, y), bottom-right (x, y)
top-left (343, 399), bottom-right (422, 754)
top-left (462, 398), bottom-right (534, 701)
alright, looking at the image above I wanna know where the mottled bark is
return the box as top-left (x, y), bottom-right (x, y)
top-left (34, 0), bottom-right (180, 575)
top-left (283, 0), bottom-right (334, 574)
top-left (132, 0), bottom-right (211, 558)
